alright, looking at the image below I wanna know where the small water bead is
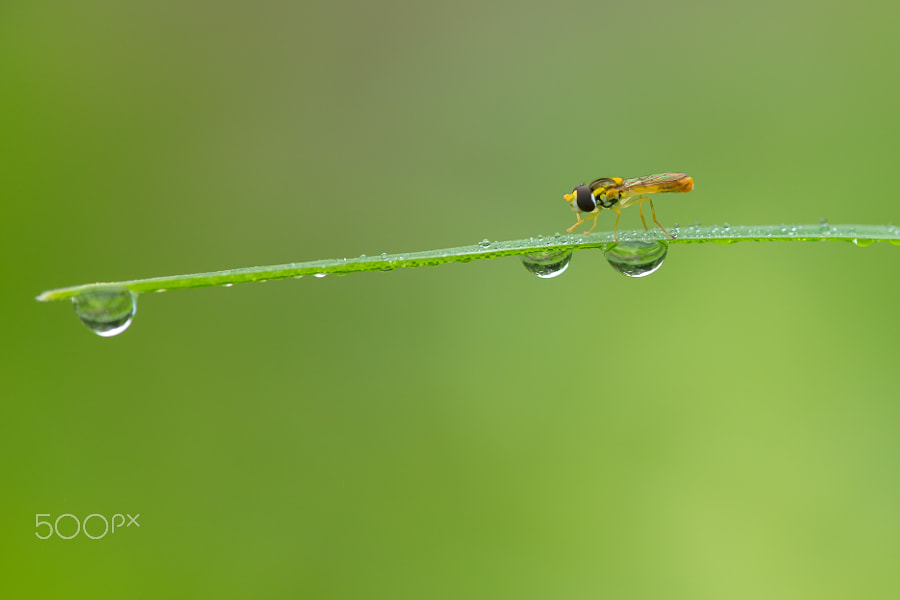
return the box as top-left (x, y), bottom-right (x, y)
top-left (852, 238), bottom-right (876, 247)
top-left (520, 250), bottom-right (573, 279)
top-left (602, 241), bottom-right (668, 278)
top-left (314, 273), bottom-right (327, 278)
top-left (479, 239), bottom-right (491, 248)
top-left (72, 288), bottom-right (137, 337)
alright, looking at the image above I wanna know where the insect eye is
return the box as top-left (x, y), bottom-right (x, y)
top-left (574, 184), bottom-right (596, 212)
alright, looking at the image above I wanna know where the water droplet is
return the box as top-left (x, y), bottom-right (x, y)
top-left (224, 283), bottom-right (234, 287)
top-left (314, 273), bottom-right (327, 278)
top-left (521, 250), bottom-right (572, 279)
top-left (479, 238), bottom-right (491, 248)
top-left (72, 288), bottom-right (137, 337)
top-left (359, 254), bottom-right (367, 259)
top-left (602, 241), bottom-right (668, 278)
top-left (380, 252), bottom-right (389, 260)
top-left (853, 238), bottom-right (875, 247)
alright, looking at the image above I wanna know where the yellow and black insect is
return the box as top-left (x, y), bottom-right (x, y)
top-left (564, 173), bottom-right (694, 241)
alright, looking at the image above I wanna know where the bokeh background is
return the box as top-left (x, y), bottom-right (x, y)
top-left (2, 0), bottom-right (899, 597)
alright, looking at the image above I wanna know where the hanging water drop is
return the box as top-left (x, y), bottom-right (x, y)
top-left (521, 249), bottom-right (572, 279)
top-left (72, 288), bottom-right (137, 337)
top-left (602, 241), bottom-right (668, 278)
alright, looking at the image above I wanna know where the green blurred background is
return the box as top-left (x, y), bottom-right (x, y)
top-left (2, 0), bottom-right (899, 597)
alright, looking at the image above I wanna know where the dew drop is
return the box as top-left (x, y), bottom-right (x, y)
top-left (314, 273), bottom-right (327, 278)
top-left (224, 283), bottom-right (234, 287)
top-left (602, 241), bottom-right (668, 278)
top-left (72, 288), bottom-right (137, 337)
top-left (521, 249), bottom-right (572, 279)
top-left (853, 238), bottom-right (875, 247)
top-left (479, 238), bottom-right (491, 248)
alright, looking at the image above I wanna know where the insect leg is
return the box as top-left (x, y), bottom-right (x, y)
top-left (567, 209), bottom-right (602, 234)
top-left (583, 211), bottom-right (602, 234)
top-left (566, 215), bottom-right (585, 233)
top-left (612, 208), bottom-right (622, 242)
top-left (637, 198), bottom-right (649, 230)
top-left (648, 198), bottom-right (675, 239)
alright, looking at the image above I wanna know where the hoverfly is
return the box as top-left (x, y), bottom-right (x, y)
top-left (564, 173), bottom-right (694, 241)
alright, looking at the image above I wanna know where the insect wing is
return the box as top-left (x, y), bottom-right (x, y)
top-left (621, 173), bottom-right (691, 195)
top-left (621, 173), bottom-right (685, 187)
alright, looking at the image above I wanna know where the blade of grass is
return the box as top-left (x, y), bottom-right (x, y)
top-left (37, 223), bottom-right (900, 302)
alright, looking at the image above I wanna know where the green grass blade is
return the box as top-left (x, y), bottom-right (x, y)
top-left (36, 223), bottom-right (900, 302)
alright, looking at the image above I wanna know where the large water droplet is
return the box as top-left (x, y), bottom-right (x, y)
top-left (602, 241), bottom-right (668, 278)
top-left (72, 288), bottom-right (137, 337)
top-left (521, 250), bottom-right (572, 279)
